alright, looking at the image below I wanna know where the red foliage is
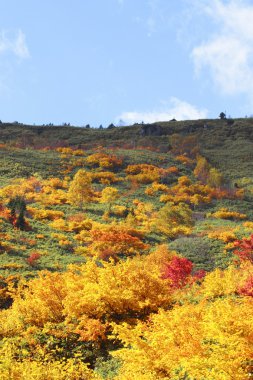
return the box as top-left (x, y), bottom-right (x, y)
top-left (233, 234), bottom-right (253, 263)
top-left (162, 256), bottom-right (193, 288)
top-left (238, 275), bottom-right (253, 297)
top-left (192, 269), bottom-right (206, 281)
top-left (27, 252), bottom-right (41, 267)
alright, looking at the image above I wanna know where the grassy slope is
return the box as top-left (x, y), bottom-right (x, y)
top-left (1, 118), bottom-right (253, 180)
top-left (0, 118), bottom-right (252, 278)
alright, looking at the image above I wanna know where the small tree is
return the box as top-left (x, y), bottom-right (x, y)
top-left (153, 202), bottom-right (193, 238)
top-left (100, 187), bottom-right (119, 213)
top-left (193, 155), bottom-right (210, 183)
top-left (219, 111), bottom-right (226, 119)
top-left (207, 168), bottom-right (223, 188)
top-left (68, 169), bottom-right (93, 208)
top-left (7, 196), bottom-right (27, 229)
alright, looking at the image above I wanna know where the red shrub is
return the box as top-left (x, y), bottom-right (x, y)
top-left (233, 234), bottom-right (253, 263)
top-left (162, 256), bottom-right (193, 288)
top-left (27, 252), bottom-right (41, 267)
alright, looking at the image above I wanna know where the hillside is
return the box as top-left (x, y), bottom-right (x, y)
top-left (1, 117), bottom-right (253, 182)
top-left (0, 118), bottom-right (252, 379)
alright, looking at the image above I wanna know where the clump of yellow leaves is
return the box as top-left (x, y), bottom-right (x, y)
top-left (0, 340), bottom-right (100, 380)
top-left (207, 207), bottom-right (247, 220)
top-left (112, 264), bottom-right (253, 380)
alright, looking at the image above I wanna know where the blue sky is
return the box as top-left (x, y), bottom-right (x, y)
top-left (0, 0), bottom-right (253, 127)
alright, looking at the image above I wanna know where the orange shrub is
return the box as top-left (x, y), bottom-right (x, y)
top-left (80, 225), bottom-right (148, 260)
top-left (175, 155), bottom-right (194, 166)
top-left (90, 171), bottom-right (122, 184)
top-left (86, 152), bottom-right (123, 169)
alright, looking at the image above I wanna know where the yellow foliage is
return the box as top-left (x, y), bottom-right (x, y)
top-left (125, 164), bottom-right (174, 184)
top-left (0, 255), bottom-right (173, 347)
top-left (153, 202), bottom-right (193, 238)
top-left (86, 152), bottom-right (123, 169)
top-left (67, 217), bottom-right (93, 233)
top-left (50, 218), bottom-right (68, 231)
top-left (0, 177), bottom-right (41, 202)
top-left (113, 296), bottom-right (253, 380)
top-left (159, 176), bottom-right (216, 205)
top-left (200, 266), bottom-right (243, 298)
top-left (90, 171), bottom-right (121, 184)
top-left (111, 205), bottom-right (127, 217)
top-left (207, 229), bottom-right (237, 242)
top-left (208, 207), bottom-right (247, 220)
top-left (35, 234), bottom-right (45, 239)
top-left (39, 189), bottom-right (68, 205)
top-left (100, 186), bottom-right (119, 204)
top-left (0, 347), bottom-right (98, 380)
top-left (145, 182), bottom-right (169, 196)
top-left (43, 177), bottom-right (66, 189)
top-left (207, 167), bottom-right (224, 188)
top-left (175, 154), bottom-right (194, 166)
top-left (68, 169), bottom-right (94, 207)
top-left (125, 201), bottom-right (154, 232)
top-left (58, 239), bottom-right (72, 247)
top-left (63, 257), bottom-right (172, 321)
top-left (235, 188), bottom-right (245, 199)
top-left (27, 206), bottom-right (65, 221)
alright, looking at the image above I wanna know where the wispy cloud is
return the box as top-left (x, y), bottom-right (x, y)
top-left (191, 0), bottom-right (253, 98)
top-left (115, 97), bottom-right (208, 125)
top-left (133, 0), bottom-right (166, 37)
top-left (0, 30), bottom-right (30, 59)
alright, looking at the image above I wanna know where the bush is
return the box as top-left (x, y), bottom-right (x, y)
top-left (169, 236), bottom-right (220, 271)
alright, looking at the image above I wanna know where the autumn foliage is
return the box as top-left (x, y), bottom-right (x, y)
top-left (0, 134), bottom-right (252, 379)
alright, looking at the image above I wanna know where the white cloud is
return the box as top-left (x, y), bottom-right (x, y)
top-left (0, 30), bottom-right (30, 59)
top-left (191, 0), bottom-right (253, 97)
top-left (115, 97), bottom-right (208, 125)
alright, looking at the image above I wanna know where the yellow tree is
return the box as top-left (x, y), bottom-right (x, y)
top-left (153, 202), bottom-right (193, 238)
top-left (207, 167), bottom-right (224, 188)
top-left (100, 186), bottom-right (119, 213)
top-left (193, 155), bottom-right (210, 183)
top-left (68, 169), bottom-right (93, 208)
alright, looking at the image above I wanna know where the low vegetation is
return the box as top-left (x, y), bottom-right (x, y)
top-left (0, 119), bottom-right (252, 379)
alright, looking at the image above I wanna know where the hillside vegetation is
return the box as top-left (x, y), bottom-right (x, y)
top-left (0, 119), bottom-right (252, 379)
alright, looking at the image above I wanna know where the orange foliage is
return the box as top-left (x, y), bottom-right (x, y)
top-left (87, 225), bottom-right (149, 260)
top-left (86, 152), bottom-right (123, 170)
top-left (125, 164), bottom-right (176, 184)
top-left (90, 171), bottom-right (122, 184)
top-left (175, 154), bottom-right (194, 166)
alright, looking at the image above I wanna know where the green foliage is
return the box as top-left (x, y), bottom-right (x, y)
top-left (169, 236), bottom-right (224, 271)
top-left (95, 357), bottom-right (122, 379)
